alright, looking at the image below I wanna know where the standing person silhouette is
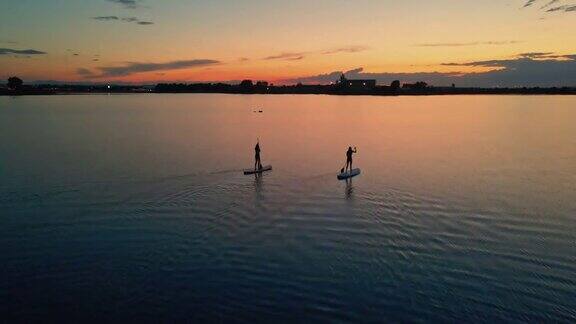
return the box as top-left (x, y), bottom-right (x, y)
top-left (254, 141), bottom-right (263, 170)
top-left (344, 146), bottom-right (357, 173)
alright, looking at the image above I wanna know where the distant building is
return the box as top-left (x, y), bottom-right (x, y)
top-left (337, 74), bottom-right (376, 90)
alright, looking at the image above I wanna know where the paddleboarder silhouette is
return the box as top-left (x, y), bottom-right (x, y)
top-left (254, 141), bottom-right (262, 170)
top-left (342, 146), bottom-right (357, 173)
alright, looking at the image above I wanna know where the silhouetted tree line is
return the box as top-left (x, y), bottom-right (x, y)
top-left (0, 77), bottom-right (153, 95)
top-left (1, 76), bottom-right (35, 95)
top-left (402, 81), bottom-right (428, 90)
top-left (154, 79), bottom-right (576, 96)
top-left (155, 80), bottom-right (408, 95)
top-left (155, 80), bottom-right (274, 94)
top-left (2, 76), bottom-right (576, 96)
top-left (155, 77), bottom-right (432, 95)
top-left (8, 77), bottom-right (23, 90)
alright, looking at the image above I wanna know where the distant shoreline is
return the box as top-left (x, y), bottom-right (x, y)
top-left (5, 74), bottom-right (576, 97)
top-left (2, 89), bottom-right (576, 97)
top-left (0, 78), bottom-right (576, 96)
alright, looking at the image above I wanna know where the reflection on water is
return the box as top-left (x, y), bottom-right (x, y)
top-left (253, 173), bottom-right (263, 195)
top-left (345, 178), bottom-right (354, 200)
top-left (0, 94), bottom-right (575, 322)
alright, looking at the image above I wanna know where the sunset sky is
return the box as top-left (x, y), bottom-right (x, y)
top-left (1, 0), bottom-right (575, 86)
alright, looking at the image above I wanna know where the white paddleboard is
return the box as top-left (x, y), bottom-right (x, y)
top-left (243, 165), bottom-right (272, 175)
top-left (337, 168), bottom-right (361, 180)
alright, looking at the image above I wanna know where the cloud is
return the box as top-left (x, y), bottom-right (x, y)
top-left (106, 0), bottom-right (141, 9)
top-left (321, 46), bottom-right (369, 55)
top-left (264, 52), bottom-right (307, 61)
top-left (284, 52), bottom-right (576, 87)
top-left (0, 40), bottom-right (18, 45)
top-left (264, 46), bottom-right (369, 61)
top-left (0, 48), bottom-right (47, 55)
top-left (546, 4), bottom-right (576, 11)
top-left (523, 0), bottom-right (576, 12)
top-left (516, 52), bottom-right (555, 58)
top-left (541, 0), bottom-right (561, 8)
top-left (93, 16), bottom-right (120, 21)
top-left (92, 16), bottom-right (154, 25)
top-left (80, 59), bottom-right (221, 78)
top-left (416, 41), bottom-right (520, 47)
top-left (76, 68), bottom-right (94, 77)
top-left (442, 52), bottom-right (573, 66)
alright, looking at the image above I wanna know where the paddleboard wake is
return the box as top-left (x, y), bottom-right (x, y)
top-left (243, 165), bottom-right (272, 175)
top-left (337, 168), bottom-right (361, 180)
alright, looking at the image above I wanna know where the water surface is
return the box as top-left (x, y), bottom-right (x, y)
top-left (1, 94), bottom-right (575, 322)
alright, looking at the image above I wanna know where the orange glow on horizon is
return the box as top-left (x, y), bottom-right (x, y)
top-left (1, 0), bottom-right (575, 85)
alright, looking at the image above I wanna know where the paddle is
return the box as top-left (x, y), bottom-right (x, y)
top-left (340, 146), bottom-right (357, 173)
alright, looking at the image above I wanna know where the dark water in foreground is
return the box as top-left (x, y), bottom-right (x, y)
top-left (1, 94), bottom-right (575, 322)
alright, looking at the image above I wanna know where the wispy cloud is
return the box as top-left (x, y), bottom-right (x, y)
top-left (264, 52), bottom-right (307, 61)
top-left (76, 68), bottom-right (94, 76)
top-left (523, 0), bottom-right (576, 12)
top-left (546, 4), bottom-right (576, 11)
top-left (264, 45), bottom-right (369, 61)
top-left (92, 16), bottom-right (154, 25)
top-left (416, 40), bottom-right (520, 47)
top-left (0, 48), bottom-right (47, 55)
top-left (517, 52), bottom-right (555, 58)
top-left (443, 52), bottom-right (573, 65)
top-left (79, 59), bottom-right (220, 78)
top-left (321, 46), bottom-right (369, 55)
top-left (541, 0), bottom-right (561, 8)
top-left (106, 0), bottom-right (142, 9)
top-left (93, 16), bottom-right (120, 21)
top-left (435, 52), bottom-right (565, 64)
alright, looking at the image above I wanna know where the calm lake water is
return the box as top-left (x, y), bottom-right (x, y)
top-left (1, 94), bottom-right (575, 322)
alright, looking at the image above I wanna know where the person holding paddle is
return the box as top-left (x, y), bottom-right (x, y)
top-left (243, 140), bottom-right (272, 175)
top-left (254, 141), bottom-right (263, 171)
top-left (338, 146), bottom-right (361, 180)
top-left (343, 146), bottom-right (357, 173)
